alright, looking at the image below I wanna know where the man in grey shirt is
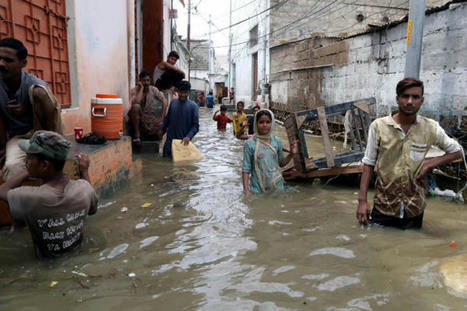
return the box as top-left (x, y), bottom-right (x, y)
top-left (0, 38), bottom-right (63, 181)
top-left (0, 131), bottom-right (98, 258)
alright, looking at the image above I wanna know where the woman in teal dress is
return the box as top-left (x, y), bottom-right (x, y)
top-left (242, 109), bottom-right (298, 196)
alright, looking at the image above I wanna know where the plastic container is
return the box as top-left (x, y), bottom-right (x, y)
top-left (91, 94), bottom-right (123, 140)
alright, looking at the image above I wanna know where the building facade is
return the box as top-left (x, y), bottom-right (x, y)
top-left (0, 0), bottom-right (176, 135)
top-left (230, 0), bottom-right (271, 106)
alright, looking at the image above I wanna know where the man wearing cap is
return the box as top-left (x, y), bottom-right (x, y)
top-left (0, 131), bottom-right (98, 258)
top-left (0, 38), bottom-right (63, 181)
top-left (161, 80), bottom-right (199, 157)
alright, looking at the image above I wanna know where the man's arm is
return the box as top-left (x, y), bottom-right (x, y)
top-left (183, 105), bottom-right (199, 145)
top-left (356, 122), bottom-right (378, 225)
top-left (357, 164), bottom-right (374, 225)
top-left (415, 124), bottom-right (464, 184)
top-left (0, 171), bottom-right (29, 201)
top-left (159, 61), bottom-right (185, 75)
top-left (415, 151), bottom-right (462, 185)
top-left (155, 89), bottom-right (168, 122)
top-left (32, 87), bottom-right (57, 131)
top-left (161, 103), bottom-right (172, 134)
top-left (131, 84), bottom-right (144, 106)
top-left (77, 153), bottom-right (90, 183)
top-left (77, 153), bottom-right (98, 215)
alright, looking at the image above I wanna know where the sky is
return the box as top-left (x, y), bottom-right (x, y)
top-left (173, 0), bottom-right (233, 63)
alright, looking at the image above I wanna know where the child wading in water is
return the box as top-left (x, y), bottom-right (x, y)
top-left (242, 109), bottom-right (298, 196)
top-left (232, 101), bottom-right (247, 136)
top-left (213, 104), bottom-right (232, 131)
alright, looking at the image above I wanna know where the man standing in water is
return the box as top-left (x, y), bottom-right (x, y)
top-left (356, 78), bottom-right (462, 229)
top-left (0, 38), bottom-right (63, 181)
top-left (161, 80), bottom-right (199, 157)
top-left (0, 131), bottom-right (98, 258)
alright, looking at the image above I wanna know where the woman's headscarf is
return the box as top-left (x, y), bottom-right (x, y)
top-left (253, 109), bottom-right (275, 141)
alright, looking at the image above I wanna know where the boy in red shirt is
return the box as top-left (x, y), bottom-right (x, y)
top-left (213, 105), bottom-right (232, 131)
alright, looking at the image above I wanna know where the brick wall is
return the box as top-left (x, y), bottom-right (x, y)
top-left (270, 2), bottom-right (467, 121)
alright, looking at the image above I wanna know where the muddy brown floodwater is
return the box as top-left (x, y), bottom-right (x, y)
top-left (1, 109), bottom-right (466, 310)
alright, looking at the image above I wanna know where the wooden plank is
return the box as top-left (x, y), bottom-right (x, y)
top-left (354, 101), bottom-right (370, 114)
top-left (317, 106), bottom-right (335, 168)
top-left (284, 115), bottom-right (306, 172)
top-left (284, 165), bottom-right (364, 180)
top-left (357, 109), bottom-right (368, 143)
top-left (351, 109), bottom-right (363, 151)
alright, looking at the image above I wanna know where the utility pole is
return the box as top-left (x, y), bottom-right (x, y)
top-left (208, 14), bottom-right (214, 92)
top-left (170, 0), bottom-right (174, 51)
top-left (228, 0), bottom-right (232, 88)
top-left (187, 0), bottom-right (191, 82)
top-left (404, 0), bottom-right (426, 78)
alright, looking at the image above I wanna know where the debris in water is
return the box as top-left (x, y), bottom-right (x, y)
top-left (128, 273), bottom-right (136, 278)
top-left (49, 281), bottom-right (58, 288)
top-left (120, 207), bottom-right (128, 213)
top-left (141, 203), bottom-right (152, 208)
top-left (449, 242), bottom-right (457, 247)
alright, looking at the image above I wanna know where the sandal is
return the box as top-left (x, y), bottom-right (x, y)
top-left (132, 137), bottom-right (142, 147)
top-left (77, 133), bottom-right (107, 145)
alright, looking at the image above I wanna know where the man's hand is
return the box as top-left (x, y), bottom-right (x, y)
top-left (415, 161), bottom-right (432, 187)
top-left (77, 153), bottom-right (90, 173)
top-left (7, 104), bottom-right (26, 117)
top-left (242, 119), bottom-right (248, 127)
top-left (356, 200), bottom-right (371, 225)
top-left (182, 137), bottom-right (190, 146)
top-left (290, 140), bottom-right (299, 155)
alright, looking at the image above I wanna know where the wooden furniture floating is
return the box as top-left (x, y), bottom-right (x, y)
top-left (284, 98), bottom-right (375, 180)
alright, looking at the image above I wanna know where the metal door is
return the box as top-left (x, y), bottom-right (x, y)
top-left (0, 0), bottom-right (71, 107)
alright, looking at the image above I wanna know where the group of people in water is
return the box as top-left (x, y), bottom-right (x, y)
top-left (209, 78), bottom-right (463, 232)
top-left (0, 37), bottom-right (464, 260)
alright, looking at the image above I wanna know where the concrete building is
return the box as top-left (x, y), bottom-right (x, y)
top-left (269, 1), bottom-right (467, 122)
top-left (0, 0), bottom-right (177, 135)
top-left (230, 0), bottom-right (271, 106)
top-left (0, 0), bottom-right (180, 196)
top-left (181, 39), bottom-right (211, 94)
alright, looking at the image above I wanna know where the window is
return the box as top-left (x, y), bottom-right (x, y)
top-left (0, 0), bottom-right (71, 107)
top-left (249, 25), bottom-right (258, 48)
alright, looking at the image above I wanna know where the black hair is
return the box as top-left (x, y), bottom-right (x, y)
top-left (0, 38), bottom-right (28, 60)
top-left (168, 51), bottom-right (180, 59)
top-left (175, 80), bottom-right (191, 91)
top-left (396, 77), bottom-right (424, 96)
top-left (209, 91), bottom-right (213, 95)
top-left (36, 153), bottom-right (66, 171)
top-left (236, 101), bottom-right (244, 108)
top-left (139, 71), bottom-right (151, 79)
top-left (220, 104), bottom-right (227, 111)
top-left (255, 110), bottom-right (271, 123)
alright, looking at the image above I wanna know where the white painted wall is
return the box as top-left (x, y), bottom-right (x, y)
top-left (62, 0), bottom-right (133, 134)
top-left (320, 3), bottom-right (467, 119)
top-left (230, 0), bottom-right (270, 106)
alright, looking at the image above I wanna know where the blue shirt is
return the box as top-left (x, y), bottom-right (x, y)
top-left (206, 95), bottom-right (214, 108)
top-left (161, 98), bottom-right (199, 157)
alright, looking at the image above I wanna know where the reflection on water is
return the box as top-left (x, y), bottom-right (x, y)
top-left (0, 108), bottom-right (466, 310)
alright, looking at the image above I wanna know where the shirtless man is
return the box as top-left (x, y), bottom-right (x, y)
top-left (153, 51), bottom-right (185, 92)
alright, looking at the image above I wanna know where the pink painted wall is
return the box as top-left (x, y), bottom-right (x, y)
top-left (61, 0), bottom-right (134, 135)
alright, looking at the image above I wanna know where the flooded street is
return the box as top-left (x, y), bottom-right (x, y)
top-left (1, 108), bottom-right (466, 310)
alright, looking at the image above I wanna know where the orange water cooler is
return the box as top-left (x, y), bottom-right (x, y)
top-left (91, 94), bottom-right (123, 139)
